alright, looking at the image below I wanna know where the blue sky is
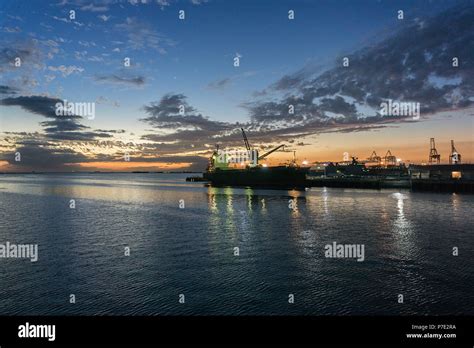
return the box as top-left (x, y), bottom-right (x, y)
top-left (0, 0), bottom-right (472, 171)
top-left (1, 0), bottom-right (458, 125)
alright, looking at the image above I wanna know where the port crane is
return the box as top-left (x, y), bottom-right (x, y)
top-left (384, 150), bottom-right (397, 166)
top-left (449, 140), bottom-right (461, 164)
top-left (429, 138), bottom-right (441, 164)
top-left (366, 151), bottom-right (382, 165)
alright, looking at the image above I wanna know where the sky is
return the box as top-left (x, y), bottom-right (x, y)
top-left (0, 0), bottom-right (473, 172)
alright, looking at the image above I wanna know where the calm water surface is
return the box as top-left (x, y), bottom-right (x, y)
top-left (0, 173), bottom-right (473, 315)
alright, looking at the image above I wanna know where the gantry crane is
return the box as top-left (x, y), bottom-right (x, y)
top-left (384, 150), bottom-right (397, 166)
top-left (449, 140), bottom-right (461, 164)
top-left (429, 138), bottom-right (441, 164)
top-left (367, 151), bottom-right (382, 164)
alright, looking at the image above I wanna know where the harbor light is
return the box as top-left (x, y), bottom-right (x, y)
top-left (302, 160), bottom-right (309, 166)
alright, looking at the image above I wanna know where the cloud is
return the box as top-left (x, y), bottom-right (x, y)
top-left (0, 145), bottom-right (88, 172)
top-left (155, 0), bottom-right (170, 8)
top-left (44, 131), bottom-right (113, 141)
top-left (246, 4), bottom-right (474, 128)
top-left (115, 17), bottom-right (174, 53)
top-left (2, 26), bottom-right (21, 33)
top-left (139, 93), bottom-right (247, 161)
top-left (0, 44), bottom-right (40, 72)
top-left (207, 71), bottom-right (258, 91)
top-left (207, 77), bottom-right (232, 90)
top-left (81, 3), bottom-right (109, 12)
top-left (0, 85), bottom-right (19, 95)
top-left (98, 14), bottom-right (111, 21)
top-left (0, 95), bottom-right (68, 118)
top-left (141, 93), bottom-right (232, 133)
top-left (0, 94), bottom-right (115, 142)
top-left (40, 118), bottom-right (88, 132)
top-left (51, 15), bottom-right (84, 27)
top-left (95, 129), bottom-right (126, 134)
top-left (270, 61), bottom-right (327, 92)
top-left (48, 65), bottom-right (84, 77)
top-left (95, 73), bottom-right (146, 86)
top-left (127, 0), bottom-right (207, 8)
top-left (78, 40), bottom-right (96, 47)
top-left (7, 15), bottom-right (23, 22)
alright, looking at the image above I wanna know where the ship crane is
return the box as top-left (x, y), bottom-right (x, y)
top-left (240, 127), bottom-right (259, 167)
top-left (258, 144), bottom-right (285, 161)
top-left (429, 138), bottom-right (441, 164)
top-left (241, 128), bottom-right (251, 151)
top-left (449, 140), bottom-right (461, 164)
top-left (241, 128), bottom-right (288, 166)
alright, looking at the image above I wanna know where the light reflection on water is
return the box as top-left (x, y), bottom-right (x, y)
top-left (0, 173), bottom-right (473, 315)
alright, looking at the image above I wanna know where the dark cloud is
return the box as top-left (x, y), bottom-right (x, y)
top-left (0, 94), bottom-right (118, 141)
top-left (269, 60), bottom-right (328, 92)
top-left (246, 4), bottom-right (474, 128)
top-left (0, 85), bottom-right (19, 95)
top-left (141, 93), bottom-right (233, 133)
top-left (40, 119), bottom-right (88, 132)
top-left (243, 95), bottom-right (321, 124)
top-left (0, 145), bottom-right (88, 172)
top-left (39, 118), bottom-right (114, 141)
top-left (95, 129), bottom-right (126, 134)
top-left (44, 131), bottom-right (113, 141)
top-left (95, 74), bottom-right (146, 86)
top-left (0, 95), bottom-right (75, 118)
top-left (318, 96), bottom-right (358, 119)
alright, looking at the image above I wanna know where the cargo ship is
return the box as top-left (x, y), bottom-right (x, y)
top-left (204, 165), bottom-right (309, 189)
top-left (203, 128), bottom-right (309, 189)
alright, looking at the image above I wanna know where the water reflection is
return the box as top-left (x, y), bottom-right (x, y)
top-left (389, 192), bottom-right (418, 262)
top-left (392, 192), bottom-right (411, 234)
top-left (0, 173), bottom-right (204, 206)
top-left (225, 188), bottom-right (234, 214)
top-left (322, 187), bottom-right (329, 215)
top-left (260, 197), bottom-right (267, 213)
top-left (451, 193), bottom-right (460, 213)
